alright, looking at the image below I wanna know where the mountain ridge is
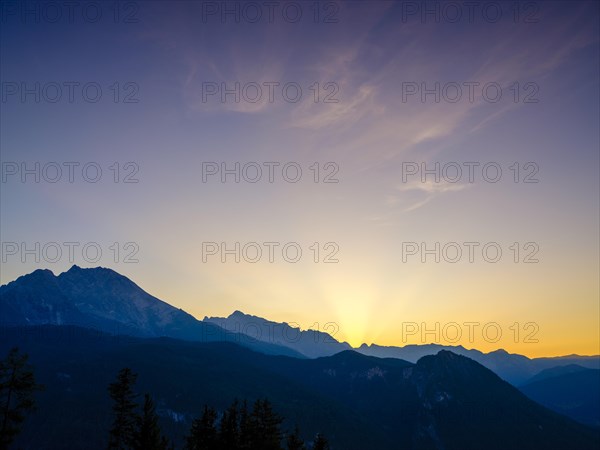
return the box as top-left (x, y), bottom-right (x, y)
top-left (2, 266), bottom-right (599, 383)
top-left (204, 309), bottom-right (352, 358)
top-left (0, 265), bottom-right (303, 358)
top-left (2, 325), bottom-right (598, 449)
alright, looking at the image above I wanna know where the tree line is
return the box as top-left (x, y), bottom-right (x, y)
top-left (0, 348), bottom-right (43, 450)
top-left (0, 349), bottom-right (330, 449)
top-left (107, 367), bottom-right (330, 450)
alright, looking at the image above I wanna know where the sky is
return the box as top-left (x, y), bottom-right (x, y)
top-left (1, 0), bottom-right (598, 357)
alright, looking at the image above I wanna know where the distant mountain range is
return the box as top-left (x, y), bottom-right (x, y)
top-left (203, 312), bottom-right (599, 386)
top-left (4, 266), bottom-right (596, 385)
top-left (1, 265), bottom-right (599, 448)
top-left (1, 326), bottom-right (598, 450)
top-left (519, 365), bottom-right (600, 428)
top-left (204, 310), bottom-right (352, 357)
top-left (356, 343), bottom-right (600, 385)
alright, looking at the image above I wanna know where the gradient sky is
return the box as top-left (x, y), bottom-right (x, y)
top-left (1, 0), bottom-right (598, 357)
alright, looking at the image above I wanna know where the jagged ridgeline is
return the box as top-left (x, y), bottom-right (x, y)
top-left (1, 267), bottom-right (599, 449)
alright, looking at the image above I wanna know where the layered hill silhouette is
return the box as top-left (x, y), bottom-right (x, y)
top-left (1, 266), bottom-right (599, 448)
top-left (3, 265), bottom-right (597, 381)
top-left (203, 307), bottom-right (599, 386)
top-left (357, 343), bottom-right (600, 385)
top-left (1, 326), bottom-right (598, 449)
top-left (520, 366), bottom-right (600, 427)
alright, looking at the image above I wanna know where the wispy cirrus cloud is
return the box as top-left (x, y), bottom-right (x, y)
top-left (135, 0), bottom-right (598, 215)
top-left (388, 180), bottom-right (471, 213)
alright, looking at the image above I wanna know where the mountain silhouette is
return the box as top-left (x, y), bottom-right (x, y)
top-left (1, 266), bottom-right (599, 448)
top-left (0, 265), bottom-right (302, 357)
top-left (520, 367), bottom-right (600, 427)
top-left (357, 343), bottom-right (600, 385)
top-left (204, 310), bottom-right (352, 357)
top-left (1, 326), bottom-right (597, 450)
top-left (3, 266), bottom-right (599, 381)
